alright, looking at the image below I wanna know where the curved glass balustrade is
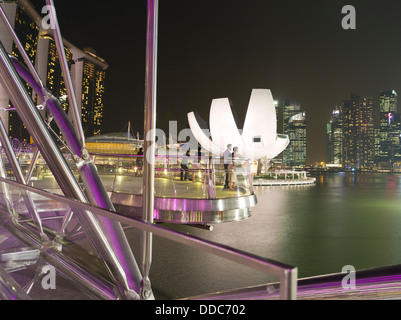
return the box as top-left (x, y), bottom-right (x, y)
top-left (0, 152), bottom-right (256, 224)
top-left (92, 154), bottom-right (254, 199)
top-left (10, 154), bottom-right (253, 199)
top-left (9, 152), bottom-right (255, 200)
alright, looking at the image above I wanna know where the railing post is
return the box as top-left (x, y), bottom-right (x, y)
top-left (140, 0), bottom-right (159, 300)
top-left (280, 268), bottom-right (298, 300)
top-left (207, 157), bottom-right (215, 199)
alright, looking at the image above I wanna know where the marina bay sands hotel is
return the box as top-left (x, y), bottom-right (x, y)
top-left (0, 0), bottom-right (108, 142)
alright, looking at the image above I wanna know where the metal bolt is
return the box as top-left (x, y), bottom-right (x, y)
top-left (143, 289), bottom-right (151, 298)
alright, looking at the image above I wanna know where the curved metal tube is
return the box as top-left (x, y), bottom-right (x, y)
top-left (45, 96), bottom-right (83, 157)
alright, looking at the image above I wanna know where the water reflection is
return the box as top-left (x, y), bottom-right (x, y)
top-left (195, 173), bottom-right (401, 279)
top-left (134, 173), bottom-right (401, 298)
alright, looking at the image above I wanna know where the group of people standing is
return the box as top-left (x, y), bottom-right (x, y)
top-left (223, 144), bottom-right (240, 190)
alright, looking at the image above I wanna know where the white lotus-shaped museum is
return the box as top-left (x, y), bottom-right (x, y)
top-left (187, 89), bottom-right (289, 161)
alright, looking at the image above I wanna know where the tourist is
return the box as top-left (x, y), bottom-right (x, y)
top-left (229, 146), bottom-right (240, 190)
top-left (223, 144), bottom-right (233, 189)
top-left (192, 146), bottom-right (202, 182)
top-left (181, 149), bottom-right (190, 181)
top-left (136, 147), bottom-right (143, 176)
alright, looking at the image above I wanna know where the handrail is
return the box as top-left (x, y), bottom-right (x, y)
top-left (0, 176), bottom-right (297, 299)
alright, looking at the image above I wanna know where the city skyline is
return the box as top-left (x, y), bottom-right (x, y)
top-left (26, 0), bottom-right (401, 163)
top-left (326, 89), bottom-right (401, 171)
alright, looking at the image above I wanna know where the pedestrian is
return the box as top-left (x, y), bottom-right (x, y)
top-left (192, 146), bottom-right (202, 182)
top-left (136, 147), bottom-right (143, 176)
top-left (223, 144), bottom-right (233, 189)
top-left (229, 146), bottom-right (240, 190)
top-left (181, 148), bottom-right (190, 181)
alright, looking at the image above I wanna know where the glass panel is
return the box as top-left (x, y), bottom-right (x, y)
top-left (213, 157), bottom-right (253, 198)
top-left (112, 156), bottom-right (143, 195)
top-left (110, 155), bottom-right (211, 199)
top-left (155, 155), bottom-right (208, 199)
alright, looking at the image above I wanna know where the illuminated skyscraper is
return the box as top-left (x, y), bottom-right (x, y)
top-left (0, 3), bottom-right (39, 142)
top-left (283, 101), bottom-right (307, 168)
top-left (374, 126), bottom-right (381, 162)
top-left (71, 48), bottom-right (107, 137)
top-left (342, 94), bottom-right (375, 170)
top-left (327, 107), bottom-right (343, 164)
top-left (376, 90), bottom-right (401, 168)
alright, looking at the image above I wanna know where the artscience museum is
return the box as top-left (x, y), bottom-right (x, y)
top-left (187, 89), bottom-right (290, 162)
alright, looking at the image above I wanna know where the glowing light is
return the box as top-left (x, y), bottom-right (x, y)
top-left (388, 113), bottom-right (393, 125)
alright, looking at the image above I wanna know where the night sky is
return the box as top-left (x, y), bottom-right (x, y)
top-left (28, 0), bottom-right (401, 163)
